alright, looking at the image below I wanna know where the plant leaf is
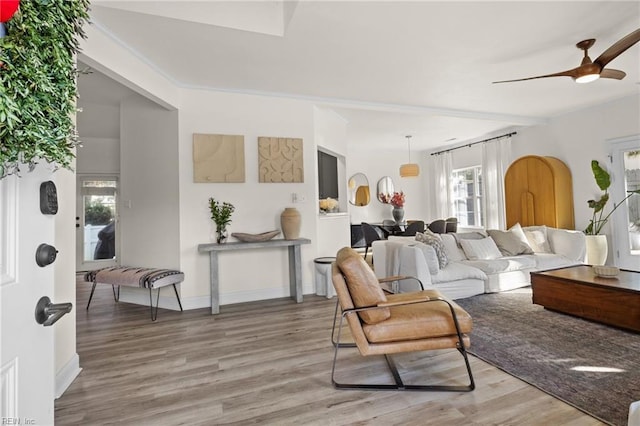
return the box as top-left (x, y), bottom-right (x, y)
top-left (590, 160), bottom-right (610, 191)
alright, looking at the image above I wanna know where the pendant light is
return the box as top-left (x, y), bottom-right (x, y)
top-left (399, 135), bottom-right (420, 177)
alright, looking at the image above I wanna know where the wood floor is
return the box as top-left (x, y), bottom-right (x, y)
top-left (55, 277), bottom-right (605, 425)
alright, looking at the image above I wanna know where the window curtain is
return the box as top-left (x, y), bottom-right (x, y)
top-left (482, 136), bottom-right (512, 230)
top-left (429, 151), bottom-right (453, 219)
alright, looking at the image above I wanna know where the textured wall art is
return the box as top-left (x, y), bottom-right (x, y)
top-left (258, 137), bottom-right (304, 183)
top-left (193, 133), bottom-right (245, 183)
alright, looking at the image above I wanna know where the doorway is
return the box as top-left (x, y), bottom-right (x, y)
top-left (609, 136), bottom-right (640, 271)
top-left (76, 176), bottom-right (119, 271)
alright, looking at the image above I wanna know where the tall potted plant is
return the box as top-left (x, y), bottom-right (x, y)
top-left (584, 160), bottom-right (640, 264)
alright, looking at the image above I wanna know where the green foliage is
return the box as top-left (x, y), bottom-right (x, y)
top-left (208, 197), bottom-right (235, 232)
top-left (585, 160), bottom-right (640, 235)
top-left (0, 0), bottom-right (90, 178)
top-left (85, 202), bottom-right (113, 226)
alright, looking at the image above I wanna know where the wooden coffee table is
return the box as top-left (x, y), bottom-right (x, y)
top-left (531, 265), bottom-right (640, 332)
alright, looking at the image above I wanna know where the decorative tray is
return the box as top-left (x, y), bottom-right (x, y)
top-left (231, 230), bottom-right (281, 242)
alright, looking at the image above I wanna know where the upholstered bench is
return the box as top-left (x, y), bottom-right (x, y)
top-left (84, 267), bottom-right (184, 321)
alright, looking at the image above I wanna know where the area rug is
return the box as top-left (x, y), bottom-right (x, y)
top-left (455, 288), bottom-right (640, 426)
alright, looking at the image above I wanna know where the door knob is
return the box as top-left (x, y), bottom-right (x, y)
top-left (35, 296), bottom-right (72, 326)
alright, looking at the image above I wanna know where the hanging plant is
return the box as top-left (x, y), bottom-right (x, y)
top-left (0, 0), bottom-right (90, 178)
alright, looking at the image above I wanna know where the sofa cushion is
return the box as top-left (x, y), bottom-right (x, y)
top-left (460, 237), bottom-right (503, 260)
top-left (462, 255), bottom-right (537, 274)
top-left (415, 230), bottom-right (448, 268)
top-left (534, 252), bottom-right (580, 270)
top-left (487, 224), bottom-right (533, 256)
top-left (362, 290), bottom-right (472, 343)
top-left (336, 247), bottom-right (390, 324)
top-left (432, 262), bottom-right (488, 283)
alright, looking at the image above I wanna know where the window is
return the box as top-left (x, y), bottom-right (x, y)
top-left (452, 166), bottom-right (483, 227)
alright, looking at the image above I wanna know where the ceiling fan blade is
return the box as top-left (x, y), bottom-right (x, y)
top-left (594, 28), bottom-right (640, 68)
top-left (492, 68), bottom-right (578, 84)
top-left (600, 68), bottom-right (626, 80)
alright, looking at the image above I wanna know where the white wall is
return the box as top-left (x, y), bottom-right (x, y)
top-left (119, 95), bottom-right (180, 269)
top-left (347, 147), bottom-right (429, 225)
top-left (76, 138), bottom-right (120, 174)
top-left (178, 89), bottom-right (320, 307)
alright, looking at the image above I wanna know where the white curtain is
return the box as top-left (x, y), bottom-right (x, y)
top-left (429, 151), bottom-right (453, 219)
top-left (482, 136), bottom-right (512, 230)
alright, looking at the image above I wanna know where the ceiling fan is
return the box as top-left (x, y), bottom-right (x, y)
top-left (493, 28), bottom-right (640, 84)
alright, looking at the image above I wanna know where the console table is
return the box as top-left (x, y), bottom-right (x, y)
top-left (198, 238), bottom-right (311, 314)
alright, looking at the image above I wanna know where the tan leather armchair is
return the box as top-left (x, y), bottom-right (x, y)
top-left (330, 247), bottom-right (475, 391)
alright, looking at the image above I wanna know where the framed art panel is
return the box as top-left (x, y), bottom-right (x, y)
top-left (193, 134), bottom-right (245, 183)
top-left (258, 137), bottom-right (304, 183)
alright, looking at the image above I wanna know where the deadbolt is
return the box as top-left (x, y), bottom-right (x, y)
top-left (35, 243), bottom-right (58, 267)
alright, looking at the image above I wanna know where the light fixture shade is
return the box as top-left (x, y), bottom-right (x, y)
top-left (400, 163), bottom-right (420, 177)
top-left (575, 73), bottom-right (600, 84)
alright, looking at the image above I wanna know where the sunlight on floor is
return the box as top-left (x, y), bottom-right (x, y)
top-left (571, 366), bottom-right (626, 373)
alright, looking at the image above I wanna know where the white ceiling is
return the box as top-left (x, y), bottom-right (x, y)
top-left (79, 1), bottom-right (640, 152)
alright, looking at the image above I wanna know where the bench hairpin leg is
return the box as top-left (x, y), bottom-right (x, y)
top-left (86, 281), bottom-right (98, 310)
top-left (149, 287), bottom-right (162, 321)
top-left (172, 284), bottom-right (184, 311)
top-left (112, 285), bottom-right (120, 302)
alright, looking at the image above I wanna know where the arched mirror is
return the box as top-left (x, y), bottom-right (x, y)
top-left (348, 173), bottom-right (370, 206)
top-left (377, 176), bottom-right (395, 204)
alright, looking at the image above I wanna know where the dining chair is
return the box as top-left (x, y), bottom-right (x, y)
top-left (445, 217), bottom-right (458, 233)
top-left (427, 219), bottom-right (446, 234)
top-left (402, 220), bottom-right (425, 236)
top-left (361, 222), bottom-right (385, 262)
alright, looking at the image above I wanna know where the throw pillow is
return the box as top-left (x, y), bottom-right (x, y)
top-left (409, 242), bottom-right (440, 275)
top-left (460, 237), bottom-right (503, 260)
top-left (487, 224), bottom-right (534, 256)
top-left (547, 228), bottom-right (586, 261)
top-left (524, 230), bottom-right (551, 253)
top-left (415, 230), bottom-right (449, 269)
top-left (440, 234), bottom-right (466, 261)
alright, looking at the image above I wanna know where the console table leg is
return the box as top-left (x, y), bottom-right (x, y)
top-left (209, 252), bottom-right (220, 314)
top-left (288, 245), bottom-right (303, 303)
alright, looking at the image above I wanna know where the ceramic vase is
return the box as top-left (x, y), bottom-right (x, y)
top-left (585, 234), bottom-right (607, 265)
top-left (392, 207), bottom-right (404, 225)
top-left (281, 207), bottom-right (301, 240)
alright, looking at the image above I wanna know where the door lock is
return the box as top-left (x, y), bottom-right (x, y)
top-left (35, 243), bottom-right (58, 267)
top-left (35, 297), bottom-right (72, 326)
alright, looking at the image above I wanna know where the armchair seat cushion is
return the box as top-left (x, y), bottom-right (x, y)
top-left (362, 290), bottom-right (472, 343)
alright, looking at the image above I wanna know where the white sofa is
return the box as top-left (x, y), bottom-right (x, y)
top-left (372, 225), bottom-right (586, 300)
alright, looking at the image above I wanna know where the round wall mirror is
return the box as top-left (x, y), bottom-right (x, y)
top-left (377, 176), bottom-right (395, 204)
top-left (348, 173), bottom-right (370, 206)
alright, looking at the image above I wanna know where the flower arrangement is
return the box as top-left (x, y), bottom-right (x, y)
top-left (319, 197), bottom-right (339, 213)
top-left (208, 197), bottom-right (235, 243)
top-left (390, 191), bottom-right (405, 208)
top-left (585, 160), bottom-right (639, 235)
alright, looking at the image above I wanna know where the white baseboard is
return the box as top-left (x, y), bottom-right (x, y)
top-left (55, 353), bottom-right (82, 399)
top-left (118, 283), bottom-right (316, 311)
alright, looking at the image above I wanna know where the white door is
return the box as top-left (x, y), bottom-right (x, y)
top-left (75, 176), bottom-right (118, 271)
top-left (609, 136), bottom-right (640, 271)
top-left (1, 166), bottom-right (58, 424)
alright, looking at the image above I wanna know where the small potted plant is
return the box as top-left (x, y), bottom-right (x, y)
top-left (584, 160), bottom-right (639, 264)
top-left (208, 197), bottom-right (235, 243)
